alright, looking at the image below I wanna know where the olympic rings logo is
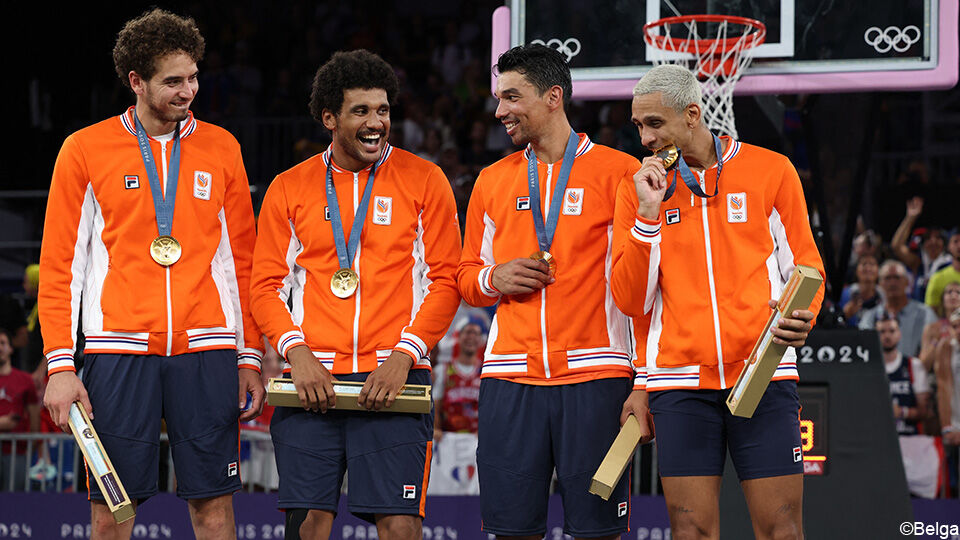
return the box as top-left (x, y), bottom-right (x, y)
top-left (863, 25), bottom-right (921, 54)
top-left (530, 38), bottom-right (581, 62)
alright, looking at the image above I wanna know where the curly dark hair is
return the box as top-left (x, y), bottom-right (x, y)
top-left (495, 44), bottom-right (572, 109)
top-left (309, 50), bottom-right (399, 122)
top-left (112, 8), bottom-right (205, 89)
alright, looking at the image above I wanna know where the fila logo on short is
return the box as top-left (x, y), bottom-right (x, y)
top-left (617, 501), bottom-right (628, 517)
top-left (324, 206), bottom-right (331, 221)
top-left (665, 208), bottom-right (680, 225)
top-left (562, 188), bottom-right (583, 215)
top-left (124, 175), bottom-right (140, 189)
top-left (227, 462), bottom-right (238, 477)
top-left (373, 196), bottom-right (392, 225)
top-left (516, 196), bottom-right (531, 211)
top-left (727, 193), bottom-right (747, 223)
top-left (402, 484), bottom-right (416, 499)
top-left (793, 446), bottom-right (802, 463)
top-left (194, 171), bottom-right (212, 200)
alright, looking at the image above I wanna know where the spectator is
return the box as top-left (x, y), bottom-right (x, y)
top-left (935, 308), bottom-right (960, 496)
top-left (891, 197), bottom-right (951, 300)
top-left (926, 232), bottom-right (960, 314)
top-left (0, 328), bottom-right (40, 491)
top-left (839, 254), bottom-right (880, 327)
top-left (860, 260), bottom-right (938, 357)
top-left (433, 317), bottom-right (484, 440)
top-left (20, 264), bottom-right (44, 381)
top-left (878, 314), bottom-right (940, 499)
top-left (846, 229), bottom-right (883, 283)
top-left (920, 280), bottom-right (960, 371)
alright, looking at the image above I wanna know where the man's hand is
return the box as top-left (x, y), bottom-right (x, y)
top-left (944, 430), bottom-right (960, 446)
top-left (238, 368), bottom-right (266, 422)
top-left (633, 156), bottom-right (668, 220)
top-left (287, 345), bottom-right (336, 413)
top-left (43, 371), bottom-right (92, 433)
top-left (359, 351), bottom-right (414, 410)
top-left (491, 258), bottom-right (553, 296)
top-left (769, 300), bottom-right (816, 348)
top-left (620, 389), bottom-right (655, 444)
top-left (0, 413), bottom-right (19, 431)
top-left (905, 196), bottom-right (923, 219)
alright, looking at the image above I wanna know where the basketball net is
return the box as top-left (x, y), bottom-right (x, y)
top-left (643, 15), bottom-right (766, 139)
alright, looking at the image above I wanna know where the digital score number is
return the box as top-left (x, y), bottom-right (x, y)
top-left (798, 384), bottom-right (828, 475)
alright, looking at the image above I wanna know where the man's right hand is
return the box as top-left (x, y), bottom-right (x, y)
top-left (633, 156), bottom-right (668, 220)
top-left (44, 371), bottom-right (92, 433)
top-left (287, 345), bottom-right (336, 413)
top-left (491, 258), bottom-right (553, 295)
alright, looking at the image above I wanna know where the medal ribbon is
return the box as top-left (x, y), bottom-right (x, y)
top-left (134, 114), bottom-right (181, 236)
top-left (663, 133), bottom-right (724, 202)
top-left (326, 150), bottom-right (379, 270)
top-left (527, 130), bottom-right (579, 253)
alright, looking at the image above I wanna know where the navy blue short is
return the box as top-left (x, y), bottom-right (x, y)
top-left (477, 377), bottom-right (633, 538)
top-left (270, 369), bottom-right (433, 523)
top-left (648, 380), bottom-right (803, 480)
top-left (81, 351), bottom-right (241, 501)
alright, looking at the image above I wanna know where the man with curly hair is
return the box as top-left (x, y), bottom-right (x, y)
top-left (250, 50), bottom-right (461, 539)
top-left (40, 8), bottom-right (263, 539)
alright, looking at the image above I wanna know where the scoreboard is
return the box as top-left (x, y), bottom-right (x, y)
top-left (720, 328), bottom-right (914, 538)
top-left (798, 384), bottom-right (828, 475)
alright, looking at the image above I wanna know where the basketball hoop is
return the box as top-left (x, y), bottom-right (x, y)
top-left (643, 15), bottom-right (766, 139)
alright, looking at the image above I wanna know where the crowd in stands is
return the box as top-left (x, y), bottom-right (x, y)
top-left (839, 196), bottom-right (960, 498)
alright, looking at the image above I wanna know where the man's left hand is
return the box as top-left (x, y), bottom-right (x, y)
top-left (359, 351), bottom-right (414, 410)
top-left (769, 299), bottom-right (815, 347)
top-left (239, 368), bottom-right (266, 422)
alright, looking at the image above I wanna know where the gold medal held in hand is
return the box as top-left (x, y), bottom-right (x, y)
top-left (330, 268), bottom-right (359, 299)
top-left (654, 144), bottom-right (679, 168)
top-left (530, 250), bottom-right (557, 278)
top-left (150, 235), bottom-right (182, 266)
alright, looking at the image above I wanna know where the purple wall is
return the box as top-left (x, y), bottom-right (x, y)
top-left (0, 493), bottom-right (956, 538)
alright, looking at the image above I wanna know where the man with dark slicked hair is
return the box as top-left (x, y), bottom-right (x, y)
top-left (457, 44), bottom-right (643, 540)
top-left (250, 49), bottom-right (461, 540)
top-left (41, 8), bottom-right (263, 540)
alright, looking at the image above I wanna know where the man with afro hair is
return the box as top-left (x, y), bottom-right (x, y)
top-left (250, 49), bottom-right (461, 539)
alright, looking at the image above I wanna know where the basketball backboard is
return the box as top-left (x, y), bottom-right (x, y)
top-left (491, 0), bottom-right (958, 98)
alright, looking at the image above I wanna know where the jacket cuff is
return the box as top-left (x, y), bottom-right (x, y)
top-left (238, 348), bottom-right (264, 372)
top-left (631, 216), bottom-right (662, 244)
top-left (46, 349), bottom-right (76, 375)
top-left (277, 330), bottom-right (307, 359)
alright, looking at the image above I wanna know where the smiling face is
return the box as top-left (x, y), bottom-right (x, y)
top-left (494, 70), bottom-right (553, 147)
top-left (323, 88), bottom-right (390, 172)
top-left (131, 51), bottom-right (198, 131)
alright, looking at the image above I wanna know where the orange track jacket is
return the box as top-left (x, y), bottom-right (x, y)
top-left (458, 134), bottom-right (642, 386)
top-left (250, 145), bottom-right (461, 374)
top-left (40, 107), bottom-right (263, 374)
top-left (611, 138), bottom-right (825, 391)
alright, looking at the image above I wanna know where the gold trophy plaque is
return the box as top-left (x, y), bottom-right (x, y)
top-left (726, 265), bottom-right (823, 418)
top-left (68, 402), bottom-right (135, 523)
top-left (267, 378), bottom-right (431, 414)
top-left (589, 415), bottom-right (642, 500)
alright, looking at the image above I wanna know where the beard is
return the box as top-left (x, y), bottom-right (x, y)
top-left (882, 344), bottom-right (898, 353)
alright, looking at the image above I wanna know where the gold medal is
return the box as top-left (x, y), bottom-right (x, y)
top-left (150, 235), bottom-right (182, 266)
top-left (654, 144), bottom-right (679, 168)
top-left (330, 268), bottom-right (359, 299)
top-left (530, 250), bottom-right (557, 278)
